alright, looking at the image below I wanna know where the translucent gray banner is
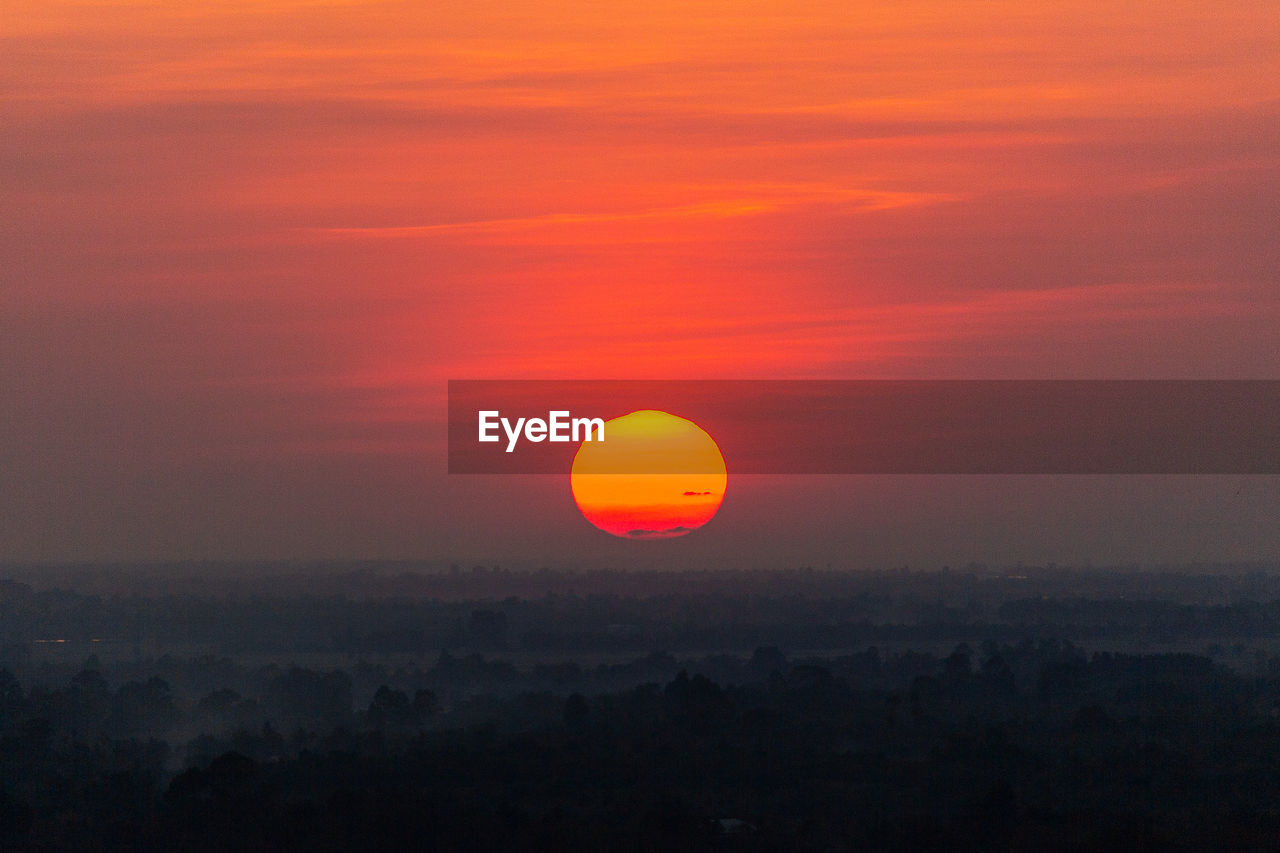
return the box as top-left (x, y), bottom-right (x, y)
top-left (448, 380), bottom-right (1280, 474)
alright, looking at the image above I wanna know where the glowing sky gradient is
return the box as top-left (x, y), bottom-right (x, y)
top-left (3, 0), bottom-right (1278, 564)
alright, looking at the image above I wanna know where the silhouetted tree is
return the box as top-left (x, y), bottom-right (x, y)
top-left (563, 693), bottom-right (589, 731)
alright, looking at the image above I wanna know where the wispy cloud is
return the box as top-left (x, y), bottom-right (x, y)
top-left (306, 185), bottom-right (959, 240)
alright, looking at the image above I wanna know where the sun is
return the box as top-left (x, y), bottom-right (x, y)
top-left (570, 410), bottom-right (726, 539)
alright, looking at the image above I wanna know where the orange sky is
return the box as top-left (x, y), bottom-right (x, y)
top-left (2, 0), bottom-right (1278, 564)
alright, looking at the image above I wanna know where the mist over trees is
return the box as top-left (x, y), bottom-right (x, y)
top-left (4, 563), bottom-right (1280, 850)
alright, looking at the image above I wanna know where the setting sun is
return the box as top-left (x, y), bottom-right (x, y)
top-left (570, 410), bottom-right (726, 539)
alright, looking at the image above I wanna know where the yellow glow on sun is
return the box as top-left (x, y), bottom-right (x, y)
top-left (570, 410), bottom-right (726, 539)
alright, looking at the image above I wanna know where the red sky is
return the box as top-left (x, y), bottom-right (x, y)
top-left (3, 0), bottom-right (1278, 566)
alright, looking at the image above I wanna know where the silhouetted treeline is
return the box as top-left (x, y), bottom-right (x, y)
top-left (6, 639), bottom-right (1280, 849)
top-left (7, 565), bottom-right (1280, 660)
top-left (6, 566), bottom-right (1280, 849)
top-left (4, 560), bottom-right (1279, 602)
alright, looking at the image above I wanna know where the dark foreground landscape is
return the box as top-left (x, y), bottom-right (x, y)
top-left (4, 563), bottom-right (1280, 851)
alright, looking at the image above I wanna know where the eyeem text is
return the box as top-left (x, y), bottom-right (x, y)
top-left (478, 410), bottom-right (605, 452)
